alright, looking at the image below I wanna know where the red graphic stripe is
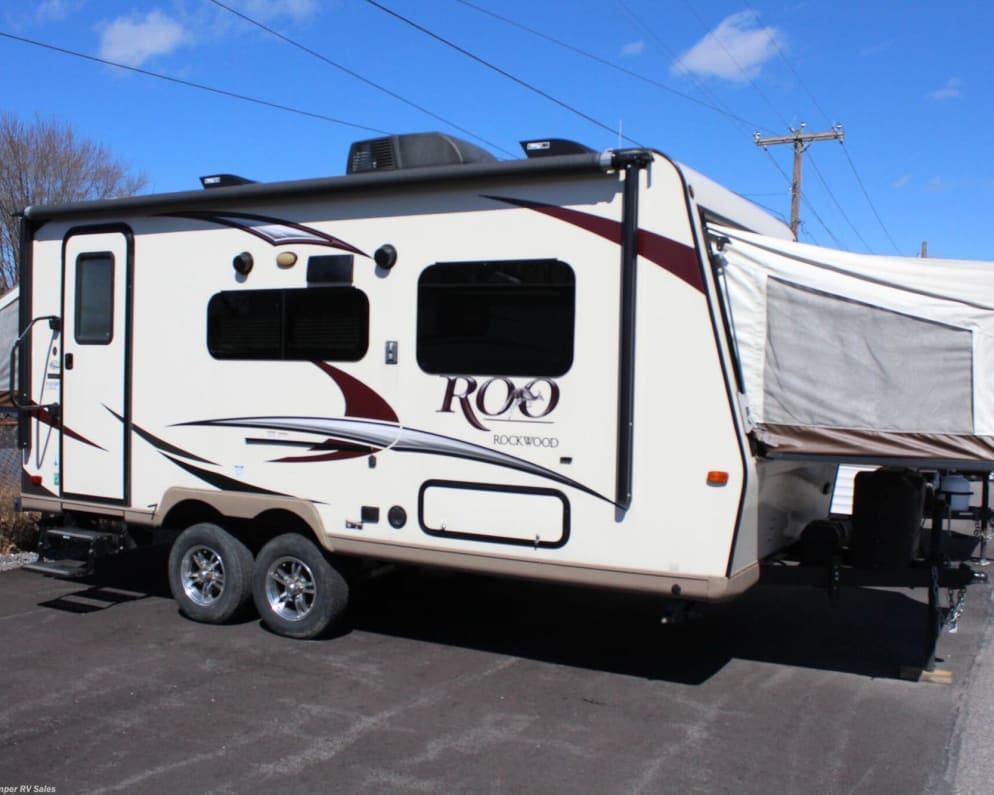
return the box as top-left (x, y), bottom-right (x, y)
top-left (637, 228), bottom-right (704, 292)
top-left (483, 194), bottom-right (704, 293)
top-left (313, 362), bottom-right (399, 423)
top-left (270, 437), bottom-right (379, 463)
top-left (272, 449), bottom-right (373, 464)
top-left (32, 407), bottom-right (106, 450)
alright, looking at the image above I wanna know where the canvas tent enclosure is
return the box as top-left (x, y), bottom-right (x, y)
top-left (0, 287), bottom-right (17, 407)
top-left (713, 225), bottom-right (994, 465)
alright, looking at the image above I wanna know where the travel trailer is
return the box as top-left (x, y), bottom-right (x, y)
top-left (9, 133), bottom-right (988, 655)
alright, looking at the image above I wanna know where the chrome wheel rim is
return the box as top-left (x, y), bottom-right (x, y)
top-left (265, 556), bottom-right (316, 622)
top-left (180, 545), bottom-right (225, 606)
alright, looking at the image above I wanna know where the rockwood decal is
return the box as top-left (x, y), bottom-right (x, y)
top-left (492, 434), bottom-right (559, 448)
top-left (439, 376), bottom-right (560, 432)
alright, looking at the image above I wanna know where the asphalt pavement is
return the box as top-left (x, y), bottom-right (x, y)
top-left (0, 547), bottom-right (992, 794)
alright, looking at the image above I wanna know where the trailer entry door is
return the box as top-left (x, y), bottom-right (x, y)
top-left (61, 230), bottom-right (131, 503)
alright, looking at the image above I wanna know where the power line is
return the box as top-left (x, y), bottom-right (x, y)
top-left (458, 0), bottom-right (835, 247)
top-left (680, 1), bottom-right (791, 131)
top-left (760, 147), bottom-right (842, 247)
top-left (741, 198), bottom-right (791, 226)
top-left (615, 0), bottom-right (767, 139)
top-left (676, 3), bottom-right (861, 247)
top-left (799, 192), bottom-right (843, 248)
top-left (797, 220), bottom-right (822, 248)
top-left (0, 30), bottom-right (389, 135)
top-left (365, 0), bottom-right (644, 147)
top-left (743, 0), bottom-right (833, 127)
top-left (840, 141), bottom-right (902, 254)
top-left (207, 0), bottom-right (514, 158)
top-left (456, 0), bottom-right (769, 133)
top-left (612, 0), bottom-right (845, 244)
top-left (755, 125), bottom-right (844, 241)
top-left (740, 2), bottom-right (900, 253)
top-left (806, 150), bottom-right (872, 251)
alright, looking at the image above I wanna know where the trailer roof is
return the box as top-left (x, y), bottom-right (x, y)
top-left (23, 150), bottom-right (612, 222)
top-left (22, 146), bottom-right (787, 239)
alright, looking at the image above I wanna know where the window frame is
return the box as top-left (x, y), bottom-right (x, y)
top-left (416, 258), bottom-right (576, 377)
top-left (74, 252), bottom-right (115, 346)
top-left (206, 285), bottom-right (370, 362)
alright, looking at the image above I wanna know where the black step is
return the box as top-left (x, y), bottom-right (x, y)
top-left (42, 528), bottom-right (121, 544)
top-left (29, 527), bottom-right (129, 577)
top-left (22, 560), bottom-right (93, 578)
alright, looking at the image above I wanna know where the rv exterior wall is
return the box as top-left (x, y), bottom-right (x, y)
top-left (19, 148), bottom-right (830, 601)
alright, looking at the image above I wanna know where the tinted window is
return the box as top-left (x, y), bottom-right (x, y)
top-left (75, 253), bottom-right (114, 345)
top-left (207, 287), bottom-right (368, 361)
top-left (417, 259), bottom-right (575, 376)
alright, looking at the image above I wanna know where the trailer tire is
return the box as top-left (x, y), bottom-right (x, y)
top-left (252, 533), bottom-right (349, 640)
top-left (168, 523), bottom-right (254, 624)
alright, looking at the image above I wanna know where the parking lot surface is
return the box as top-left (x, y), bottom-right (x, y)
top-left (1, 548), bottom-right (992, 794)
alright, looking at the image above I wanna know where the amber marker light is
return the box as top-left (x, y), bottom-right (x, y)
top-left (706, 470), bottom-right (729, 486)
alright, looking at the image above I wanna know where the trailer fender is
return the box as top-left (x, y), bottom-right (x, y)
top-left (155, 488), bottom-right (330, 549)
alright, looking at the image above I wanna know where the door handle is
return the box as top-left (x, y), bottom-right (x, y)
top-left (65, 352), bottom-right (74, 370)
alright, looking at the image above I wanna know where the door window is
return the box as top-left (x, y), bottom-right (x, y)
top-left (74, 253), bottom-right (115, 345)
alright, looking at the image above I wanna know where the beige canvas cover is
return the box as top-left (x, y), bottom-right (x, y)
top-left (713, 226), bottom-right (994, 464)
top-left (0, 287), bottom-right (17, 407)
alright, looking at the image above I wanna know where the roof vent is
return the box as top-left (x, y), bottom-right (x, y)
top-left (346, 133), bottom-right (497, 174)
top-left (200, 174), bottom-right (257, 189)
top-left (520, 139), bottom-right (595, 158)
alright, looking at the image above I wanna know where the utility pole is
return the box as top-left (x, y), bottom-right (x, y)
top-left (754, 123), bottom-right (844, 240)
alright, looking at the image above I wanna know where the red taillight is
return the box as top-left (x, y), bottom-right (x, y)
top-left (29, 475), bottom-right (43, 486)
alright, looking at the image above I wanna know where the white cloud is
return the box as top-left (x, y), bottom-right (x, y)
top-left (231, 0), bottom-right (319, 22)
top-left (620, 39), bottom-right (645, 57)
top-left (893, 174), bottom-right (911, 189)
top-left (927, 77), bottom-right (962, 101)
top-left (35, 0), bottom-right (71, 22)
top-left (927, 177), bottom-right (951, 192)
top-left (98, 10), bottom-right (186, 67)
top-left (672, 10), bottom-right (782, 82)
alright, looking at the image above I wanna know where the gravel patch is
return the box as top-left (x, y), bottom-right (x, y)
top-left (0, 552), bottom-right (38, 572)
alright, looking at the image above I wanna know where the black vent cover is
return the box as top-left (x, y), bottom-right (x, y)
top-left (200, 173), bottom-right (257, 189)
top-left (520, 139), bottom-right (595, 158)
top-left (347, 133), bottom-right (496, 174)
top-left (348, 138), bottom-right (397, 173)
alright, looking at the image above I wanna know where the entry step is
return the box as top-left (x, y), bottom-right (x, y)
top-left (22, 559), bottom-right (93, 578)
top-left (42, 527), bottom-right (122, 545)
top-left (24, 526), bottom-right (131, 579)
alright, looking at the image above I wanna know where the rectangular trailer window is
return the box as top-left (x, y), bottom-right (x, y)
top-left (207, 287), bottom-right (369, 361)
top-left (417, 259), bottom-right (575, 376)
top-left (74, 253), bottom-right (114, 345)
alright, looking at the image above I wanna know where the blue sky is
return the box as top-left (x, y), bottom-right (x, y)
top-left (1, 0), bottom-right (991, 259)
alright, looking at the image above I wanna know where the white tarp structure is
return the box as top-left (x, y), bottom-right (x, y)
top-left (0, 287), bottom-right (17, 407)
top-left (713, 225), bottom-right (994, 464)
